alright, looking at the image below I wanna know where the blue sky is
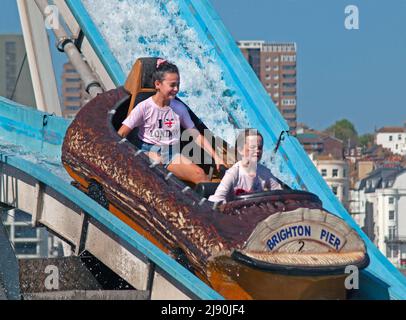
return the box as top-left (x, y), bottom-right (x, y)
top-left (212, 0), bottom-right (406, 134)
top-left (2, 0), bottom-right (406, 134)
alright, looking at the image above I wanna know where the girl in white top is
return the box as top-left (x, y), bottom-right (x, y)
top-left (209, 129), bottom-right (282, 203)
top-left (118, 59), bottom-right (224, 185)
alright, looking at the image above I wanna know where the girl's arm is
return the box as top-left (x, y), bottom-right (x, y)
top-left (118, 125), bottom-right (132, 138)
top-left (118, 102), bottom-right (144, 138)
top-left (208, 168), bottom-right (236, 203)
top-left (188, 128), bottom-right (225, 170)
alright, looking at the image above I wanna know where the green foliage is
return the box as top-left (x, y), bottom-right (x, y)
top-left (325, 119), bottom-right (358, 145)
top-left (358, 133), bottom-right (374, 148)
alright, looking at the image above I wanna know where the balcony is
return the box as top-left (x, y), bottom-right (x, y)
top-left (385, 236), bottom-right (406, 244)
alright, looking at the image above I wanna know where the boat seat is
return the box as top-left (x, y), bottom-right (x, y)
top-left (124, 58), bottom-right (158, 116)
top-left (195, 182), bottom-right (220, 199)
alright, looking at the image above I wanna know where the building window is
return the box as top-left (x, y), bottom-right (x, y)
top-left (389, 210), bottom-right (395, 220)
top-left (65, 87), bottom-right (80, 93)
top-left (321, 169), bottom-right (327, 177)
top-left (14, 211), bottom-right (31, 222)
top-left (282, 99), bottom-right (296, 106)
top-left (283, 82), bottom-right (296, 88)
top-left (282, 65), bottom-right (296, 70)
top-left (14, 242), bottom-right (38, 255)
top-left (389, 135), bottom-right (393, 142)
top-left (388, 226), bottom-right (397, 240)
top-left (343, 169), bottom-right (346, 178)
top-left (14, 226), bottom-right (37, 239)
top-left (398, 134), bottom-right (402, 140)
top-left (66, 78), bottom-right (81, 83)
top-left (331, 186), bottom-right (338, 195)
top-left (66, 106), bottom-right (80, 111)
top-left (389, 197), bottom-right (394, 204)
top-left (66, 97), bottom-right (81, 102)
top-left (332, 169), bottom-right (339, 177)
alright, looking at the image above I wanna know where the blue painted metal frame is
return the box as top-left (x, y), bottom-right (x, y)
top-left (0, 97), bottom-right (69, 159)
top-left (0, 99), bottom-right (223, 300)
top-left (30, 0), bottom-right (406, 299)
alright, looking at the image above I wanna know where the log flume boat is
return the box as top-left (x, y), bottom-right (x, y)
top-left (62, 58), bottom-right (369, 299)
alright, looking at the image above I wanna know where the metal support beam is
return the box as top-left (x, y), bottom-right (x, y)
top-left (16, 0), bottom-right (62, 115)
top-left (32, 182), bottom-right (44, 227)
top-left (33, 0), bottom-right (104, 98)
top-left (74, 211), bottom-right (89, 256)
top-left (53, 0), bottom-right (116, 90)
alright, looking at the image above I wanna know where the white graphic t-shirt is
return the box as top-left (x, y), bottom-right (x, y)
top-left (208, 161), bottom-right (283, 203)
top-left (122, 97), bottom-right (195, 146)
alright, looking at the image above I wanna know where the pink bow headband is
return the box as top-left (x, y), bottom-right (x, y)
top-left (156, 59), bottom-right (167, 69)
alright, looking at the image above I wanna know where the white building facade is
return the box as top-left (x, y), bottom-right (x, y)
top-left (311, 156), bottom-right (350, 208)
top-left (376, 127), bottom-right (406, 156)
top-left (350, 168), bottom-right (406, 268)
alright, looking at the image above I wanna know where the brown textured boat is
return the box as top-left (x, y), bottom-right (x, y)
top-left (62, 57), bottom-right (369, 300)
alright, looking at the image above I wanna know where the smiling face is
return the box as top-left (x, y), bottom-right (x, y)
top-left (238, 134), bottom-right (264, 162)
top-left (155, 72), bottom-right (180, 101)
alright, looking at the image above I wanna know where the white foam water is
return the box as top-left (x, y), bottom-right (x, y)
top-left (81, 0), bottom-right (295, 186)
top-left (0, 138), bottom-right (72, 183)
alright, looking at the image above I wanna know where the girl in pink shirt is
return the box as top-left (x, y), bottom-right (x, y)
top-left (118, 59), bottom-right (224, 184)
top-left (209, 129), bottom-right (283, 203)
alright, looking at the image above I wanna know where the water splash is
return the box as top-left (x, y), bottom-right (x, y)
top-left (0, 138), bottom-right (72, 183)
top-left (81, 0), bottom-right (294, 186)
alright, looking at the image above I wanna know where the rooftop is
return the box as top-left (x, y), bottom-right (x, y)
top-left (357, 167), bottom-right (406, 192)
top-left (377, 127), bottom-right (405, 134)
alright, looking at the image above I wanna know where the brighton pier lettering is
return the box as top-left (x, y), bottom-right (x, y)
top-left (266, 224), bottom-right (344, 252)
top-left (267, 225), bottom-right (312, 251)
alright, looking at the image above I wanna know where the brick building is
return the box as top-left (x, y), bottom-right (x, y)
top-left (238, 41), bottom-right (297, 134)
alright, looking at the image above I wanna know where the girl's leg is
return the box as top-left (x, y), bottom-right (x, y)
top-left (166, 155), bottom-right (209, 185)
top-left (146, 151), bottom-right (161, 164)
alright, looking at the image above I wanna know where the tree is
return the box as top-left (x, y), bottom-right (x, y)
top-left (325, 119), bottom-right (358, 147)
top-left (358, 133), bottom-right (374, 149)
